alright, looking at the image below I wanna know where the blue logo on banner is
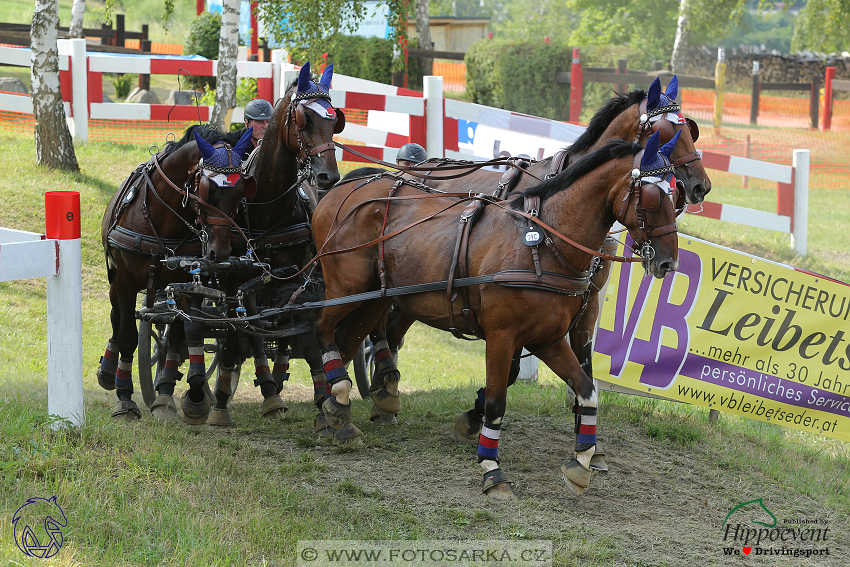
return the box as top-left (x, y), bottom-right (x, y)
top-left (12, 496), bottom-right (67, 558)
top-left (458, 120), bottom-right (477, 144)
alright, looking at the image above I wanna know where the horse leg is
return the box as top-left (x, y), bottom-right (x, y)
top-left (150, 321), bottom-right (185, 420)
top-left (96, 306), bottom-right (120, 391)
top-left (249, 332), bottom-right (287, 419)
top-left (368, 325), bottom-right (401, 424)
top-left (208, 328), bottom-right (242, 427)
top-left (567, 238), bottom-right (616, 472)
top-left (315, 303), bottom-right (370, 445)
top-left (534, 337), bottom-right (597, 496)
top-left (180, 298), bottom-right (212, 425)
top-left (301, 332), bottom-right (331, 437)
top-left (385, 305), bottom-right (414, 364)
top-left (478, 337), bottom-right (517, 500)
top-left (454, 353), bottom-right (521, 446)
top-left (110, 285), bottom-right (142, 421)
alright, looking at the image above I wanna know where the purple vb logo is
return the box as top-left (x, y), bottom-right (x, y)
top-left (12, 496), bottom-right (67, 558)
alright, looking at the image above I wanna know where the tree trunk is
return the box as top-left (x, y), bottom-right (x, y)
top-left (69, 0), bottom-right (85, 38)
top-left (415, 0), bottom-right (433, 76)
top-left (31, 0), bottom-right (79, 171)
top-left (209, 0), bottom-right (240, 131)
top-left (670, 0), bottom-right (691, 75)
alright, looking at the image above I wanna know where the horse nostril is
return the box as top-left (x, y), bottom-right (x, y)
top-left (316, 172), bottom-right (331, 187)
top-left (207, 249), bottom-right (216, 261)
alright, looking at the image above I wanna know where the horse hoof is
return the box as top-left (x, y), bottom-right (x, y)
top-left (369, 403), bottom-right (397, 424)
top-left (111, 400), bottom-right (141, 421)
top-left (315, 413), bottom-right (332, 437)
top-left (453, 411), bottom-right (482, 446)
top-left (259, 394), bottom-right (287, 420)
top-left (181, 390), bottom-right (211, 425)
top-left (369, 374), bottom-right (400, 414)
top-left (97, 368), bottom-right (116, 391)
top-left (150, 394), bottom-right (178, 420)
top-left (590, 450), bottom-right (609, 472)
top-left (321, 396), bottom-right (352, 429)
top-left (332, 422), bottom-right (362, 445)
top-left (482, 468), bottom-right (514, 499)
top-left (208, 407), bottom-right (235, 427)
top-left (561, 458), bottom-right (591, 496)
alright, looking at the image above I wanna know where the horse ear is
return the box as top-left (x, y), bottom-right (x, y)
top-left (660, 130), bottom-right (681, 159)
top-left (320, 64), bottom-right (333, 89)
top-left (642, 131), bottom-right (661, 168)
top-left (665, 75), bottom-right (679, 101)
top-left (193, 129), bottom-right (216, 162)
top-left (647, 77), bottom-right (661, 110)
top-left (298, 62), bottom-right (311, 93)
top-left (233, 127), bottom-right (253, 159)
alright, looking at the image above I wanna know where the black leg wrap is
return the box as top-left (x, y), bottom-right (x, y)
top-left (576, 442), bottom-right (596, 452)
top-left (259, 381), bottom-right (277, 398)
top-left (117, 389), bottom-right (133, 402)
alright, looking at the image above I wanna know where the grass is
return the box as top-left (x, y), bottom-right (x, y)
top-left (1, 130), bottom-right (850, 565)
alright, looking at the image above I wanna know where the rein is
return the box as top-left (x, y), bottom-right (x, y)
top-left (333, 141), bottom-right (544, 183)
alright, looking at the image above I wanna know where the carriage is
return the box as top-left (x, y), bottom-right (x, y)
top-left (98, 67), bottom-right (711, 498)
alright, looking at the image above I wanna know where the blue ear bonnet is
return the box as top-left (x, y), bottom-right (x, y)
top-left (296, 62), bottom-right (336, 119)
top-left (639, 131), bottom-right (677, 194)
top-left (194, 128), bottom-right (253, 187)
top-left (646, 76), bottom-right (686, 125)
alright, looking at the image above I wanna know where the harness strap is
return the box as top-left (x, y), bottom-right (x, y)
top-left (673, 152), bottom-right (701, 167)
top-left (379, 179), bottom-right (405, 297)
top-left (447, 200), bottom-right (485, 340)
top-left (546, 150), bottom-right (569, 179)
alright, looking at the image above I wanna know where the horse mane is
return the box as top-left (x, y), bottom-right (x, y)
top-left (512, 139), bottom-right (640, 208)
top-left (341, 167), bottom-right (387, 181)
top-left (161, 124), bottom-right (244, 158)
top-left (566, 89), bottom-right (646, 157)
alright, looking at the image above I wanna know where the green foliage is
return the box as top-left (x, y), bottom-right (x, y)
top-left (183, 11), bottom-right (221, 60)
top-left (712, 9), bottom-right (795, 52)
top-left (329, 34), bottom-right (421, 88)
top-left (111, 73), bottom-right (136, 99)
top-left (183, 12), bottom-right (221, 90)
top-left (194, 78), bottom-right (259, 107)
top-left (793, 0), bottom-right (850, 52)
top-left (258, 0), bottom-right (409, 72)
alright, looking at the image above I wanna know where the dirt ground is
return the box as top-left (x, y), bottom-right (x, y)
top-left (213, 381), bottom-right (846, 567)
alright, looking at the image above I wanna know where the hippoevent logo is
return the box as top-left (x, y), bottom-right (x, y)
top-left (721, 498), bottom-right (831, 558)
top-left (11, 496), bottom-right (67, 558)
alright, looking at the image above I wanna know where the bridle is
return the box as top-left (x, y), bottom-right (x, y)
top-left (613, 150), bottom-right (681, 259)
top-left (634, 98), bottom-right (702, 169)
top-left (286, 90), bottom-right (345, 171)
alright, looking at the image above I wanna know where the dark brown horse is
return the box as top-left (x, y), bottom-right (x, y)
top-left (311, 131), bottom-right (680, 498)
top-left (98, 127), bottom-right (255, 420)
top-left (151, 62), bottom-right (345, 425)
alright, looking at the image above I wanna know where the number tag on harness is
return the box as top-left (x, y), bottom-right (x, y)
top-left (522, 226), bottom-right (543, 247)
top-left (122, 187), bottom-right (136, 204)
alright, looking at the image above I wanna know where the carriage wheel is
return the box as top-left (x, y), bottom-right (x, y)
top-left (352, 339), bottom-right (373, 399)
top-left (137, 320), bottom-right (165, 408)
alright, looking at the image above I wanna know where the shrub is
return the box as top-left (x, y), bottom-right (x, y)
top-left (111, 73), bottom-right (136, 99)
top-left (328, 34), bottom-right (422, 89)
top-left (183, 12), bottom-right (221, 90)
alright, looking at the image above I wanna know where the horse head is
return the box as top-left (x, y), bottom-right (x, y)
top-left (611, 130), bottom-right (680, 278)
top-left (193, 127), bottom-right (255, 261)
top-left (641, 76), bottom-right (711, 205)
top-left (283, 61), bottom-right (342, 191)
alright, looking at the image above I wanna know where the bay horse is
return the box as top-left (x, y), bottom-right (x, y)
top-left (151, 62), bottom-right (345, 426)
top-left (311, 131), bottom-right (681, 498)
top-left (359, 78), bottom-right (711, 471)
top-left (98, 127), bottom-right (255, 420)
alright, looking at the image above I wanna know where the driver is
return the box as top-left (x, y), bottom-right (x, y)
top-left (242, 98), bottom-right (273, 148)
top-left (396, 142), bottom-right (427, 168)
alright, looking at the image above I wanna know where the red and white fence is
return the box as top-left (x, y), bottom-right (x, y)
top-left (1, 43), bottom-right (808, 255)
top-left (0, 192), bottom-right (84, 428)
top-left (693, 149), bottom-right (809, 256)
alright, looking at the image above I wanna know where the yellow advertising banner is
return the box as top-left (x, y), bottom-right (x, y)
top-left (593, 234), bottom-right (850, 442)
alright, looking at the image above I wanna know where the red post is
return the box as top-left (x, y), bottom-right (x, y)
top-left (569, 47), bottom-right (583, 123)
top-left (45, 192), bottom-right (81, 240)
top-left (250, 2), bottom-right (259, 57)
top-left (823, 66), bottom-right (836, 131)
top-left (197, 0), bottom-right (204, 16)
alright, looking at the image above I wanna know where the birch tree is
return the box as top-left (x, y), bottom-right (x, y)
top-left (69, 0), bottom-right (86, 38)
top-left (209, 0), bottom-right (240, 131)
top-left (415, 0), bottom-right (433, 75)
top-left (31, 0), bottom-right (79, 171)
top-left (670, 0), bottom-right (691, 74)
